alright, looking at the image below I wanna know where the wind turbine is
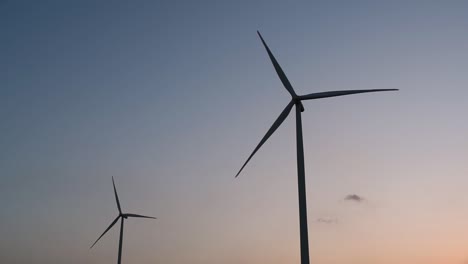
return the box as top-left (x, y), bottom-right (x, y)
top-left (90, 177), bottom-right (156, 264)
top-left (235, 31), bottom-right (397, 264)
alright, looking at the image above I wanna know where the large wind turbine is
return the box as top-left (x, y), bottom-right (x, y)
top-left (236, 31), bottom-right (397, 264)
top-left (90, 177), bottom-right (156, 264)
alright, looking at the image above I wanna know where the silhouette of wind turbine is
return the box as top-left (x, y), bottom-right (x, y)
top-left (90, 177), bottom-right (156, 264)
top-left (235, 31), bottom-right (397, 264)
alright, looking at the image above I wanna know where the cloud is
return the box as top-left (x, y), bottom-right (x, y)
top-left (316, 217), bottom-right (338, 224)
top-left (344, 194), bottom-right (365, 203)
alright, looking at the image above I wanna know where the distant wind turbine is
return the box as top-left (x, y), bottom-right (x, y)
top-left (90, 177), bottom-right (156, 264)
top-left (235, 31), bottom-right (397, 264)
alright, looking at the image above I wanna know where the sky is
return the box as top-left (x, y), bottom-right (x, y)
top-left (1, 0), bottom-right (468, 263)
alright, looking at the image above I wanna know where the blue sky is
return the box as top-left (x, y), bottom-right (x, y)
top-left (1, 1), bottom-right (468, 263)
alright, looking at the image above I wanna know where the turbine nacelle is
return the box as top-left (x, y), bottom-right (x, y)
top-left (293, 98), bottom-right (305, 112)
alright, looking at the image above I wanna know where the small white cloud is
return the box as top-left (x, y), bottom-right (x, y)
top-left (344, 194), bottom-right (365, 203)
top-left (316, 217), bottom-right (338, 224)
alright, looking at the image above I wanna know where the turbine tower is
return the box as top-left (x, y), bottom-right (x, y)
top-left (90, 177), bottom-right (156, 264)
top-left (236, 31), bottom-right (397, 264)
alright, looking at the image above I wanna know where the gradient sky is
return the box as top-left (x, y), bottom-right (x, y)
top-left (2, 1), bottom-right (468, 263)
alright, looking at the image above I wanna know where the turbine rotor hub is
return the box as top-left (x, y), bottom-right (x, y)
top-left (293, 99), bottom-right (305, 112)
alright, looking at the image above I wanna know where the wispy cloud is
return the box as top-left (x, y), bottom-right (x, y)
top-left (316, 217), bottom-right (338, 224)
top-left (344, 194), bottom-right (365, 203)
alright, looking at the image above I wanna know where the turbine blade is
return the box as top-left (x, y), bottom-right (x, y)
top-left (257, 31), bottom-right (297, 98)
top-left (236, 100), bottom-right (295, 177)
top-left (90, 216), bottom-right (120, 249)
top-left (112, 176), bottom-right (122, 214)
top-left (125, 213), bottom-right (157, 219)
top-left (299, 89), bottom-right (398, 100)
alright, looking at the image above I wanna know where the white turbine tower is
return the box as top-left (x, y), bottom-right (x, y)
top-left (236, 31), bottom-right (398, 264)
top-left (90, 177), bottom-right (156, 264)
